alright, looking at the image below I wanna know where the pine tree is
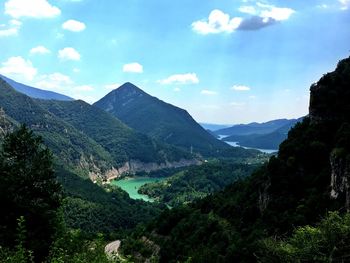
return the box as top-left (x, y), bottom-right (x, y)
top-left (0, 125), bottom-right (63, 261)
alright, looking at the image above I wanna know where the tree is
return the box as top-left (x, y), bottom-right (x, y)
top-left (0, 125), bottom-right (63, 261)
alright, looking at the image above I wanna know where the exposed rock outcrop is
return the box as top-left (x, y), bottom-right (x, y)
top-left (330, 150), bottom-right (350, 211)
top-left (101, 159), bottom-right (201, 182)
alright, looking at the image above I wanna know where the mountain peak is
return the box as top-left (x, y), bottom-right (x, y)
top-left (116, 82), bottom-right (145, 93)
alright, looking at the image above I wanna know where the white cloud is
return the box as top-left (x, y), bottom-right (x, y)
top-left (239, 3), bottom-right (294, 22)
top-left (36, 73), bottom-right (73, 91)
top-left (201, 89), bottom-right (217, 95)
top-left (30, 45), bottom-right (50, 55)
top-left (231, 85), bottom-right (251, 91)
top-left (339, 0), bottom-right (350, 9)
top-left (105, 83), bottom-right (121, 90)
top-left (257, 3), bottom-right (295, 21)
top-left (74, 85), bottom-right (93, 91)
top-left (0, 19), bottom-right (21, 37)
top-left (316, 4), bottom-right (329, 9)
top-left (158, 73), bottom-right (199, 85)
top-left (73, 68), bottom-right (80, 73)
top-left (193, 3), bottom-right (295, 34)
top-left (5, 0), bottom-right (61, 19)
top-left (192, 9), bottom-right (242, 34)
top-left (62, 19), bottom-right (86, 32)
top-left (0, 56), bottom-right (37, 81)
top-left (122, 62), bottom-right (143, 73)
top-left (58, 47), bottom-right (81, 61)
top-left (238, 6), bottom-right (257, 15)
top-left (174, 87), bottom-right (181, 92)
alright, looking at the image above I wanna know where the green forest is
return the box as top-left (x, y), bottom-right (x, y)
top-left (0, 56), bottom-right (350, 263)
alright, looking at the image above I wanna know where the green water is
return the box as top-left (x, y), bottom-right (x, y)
top-left (111, 177), bottom-right (164, 202)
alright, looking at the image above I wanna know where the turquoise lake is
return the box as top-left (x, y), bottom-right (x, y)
top-left (111, 177), bottom-right (164, 202)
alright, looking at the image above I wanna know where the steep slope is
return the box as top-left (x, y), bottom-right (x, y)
top-left (94, 82), bottom-right (230, 155)
top-left (37, 99), bottom-right (194, 171)
top-left (0, 74), bottom-right (73, 101)
top-left (215, 118), bottom-right (296, 136)
top-left (0, 78), bottom-right (114, 175)
top-left (223, 118), bottom-right (303, 149)
top-left (121, 57), bottom-right (350, 262)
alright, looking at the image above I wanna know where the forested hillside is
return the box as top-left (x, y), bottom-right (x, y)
top-left (94, 82), bottom-right (230, 156)
top-left (120, 57), bottom-right (350, 262)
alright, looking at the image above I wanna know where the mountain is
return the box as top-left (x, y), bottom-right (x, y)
top-left (215, 118), bottom-right (296, 136)
top-left (223, 117), bottom-right (303, 149)
top-left (120, 57), bottom-right (350, 262)
top-left (0, 78), bottom-right (195, 180)
top-left (199, 123), bottom-right (231, 131)
top-left (37, 99), bottom-right (193, 170)
top-left (0, 74), bottom-right (73, 101)
top-left (94, 82), bottom-right (230, 156)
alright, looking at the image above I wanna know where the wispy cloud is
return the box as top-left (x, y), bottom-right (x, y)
top-left (0, 19), bottom-right (21, 37)
top-left (30, 45), bottom-right (50, 55)
top-left (123, 62), bottom-right (143, 73)
top-left (231, 85), bottom-right (251, 91)
top-left (0, 56), bottom-right (37, 81)
top-left (5, 0), bottom-right (61, 19)
top-left (105, 83), bottom-right (121, 90)
top-left (58, 47), bottom-right (81, 61)
top-left (339, 0), bottom-right (350, 10)
top-left (36, 73), bottom-right (73, 90)
top-left (158, 73), bottom-right (199, 85)
top-left (62, 19), bottom-right (86, 32)
top-left (201, 89), bottom-right (217, 95)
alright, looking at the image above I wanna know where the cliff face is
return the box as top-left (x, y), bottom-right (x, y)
top-left (309, 58), bottom-right (350, 124)
top-left (89, 159), bottom-right (201, 182)
top-left (308, 57), bottom-right (350, 209)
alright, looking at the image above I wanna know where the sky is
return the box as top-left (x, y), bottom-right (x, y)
top-left (0, 0), bottom-right (349, 124)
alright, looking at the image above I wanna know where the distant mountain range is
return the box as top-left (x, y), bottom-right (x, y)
top-left (214, 118), bottom-right (303, 150)
top-left (0, 75), bottom-right (73, 101)
top-left (199, 123), bottom-right (231, 131)
top-left (94, 82), bottom-right (230, 156)
top-left (222, 118), bottom-right (303, 149)
top-left (215, 119), bottom-right (296, 136)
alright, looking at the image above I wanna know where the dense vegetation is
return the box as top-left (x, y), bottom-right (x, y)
top-left (56, 165), bottom-right (164, 236)
top-left (0, 125), bottom-right (164, 262)
top-left (38, 99), bottom-right (191, 166)
top-left (120, 57), bottom-right (350, 262)
top-left (94, 82), bottom-right (230, 156)
top-left (139, 160), bottom-right (260, 206)
top-left (0, 126), bottom-right (63, 261)
top-left (0, 78), bottom-right (114, 174)
top-left (0, 79), bottom-right (195, 180)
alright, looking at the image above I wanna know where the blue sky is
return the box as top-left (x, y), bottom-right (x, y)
top-left (0, 0), bottom-right (349, 124)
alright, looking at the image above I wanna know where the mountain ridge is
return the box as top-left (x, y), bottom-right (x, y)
top-left (94, 82), bottom-right (230, 156)
top-left (0, 75), bottom-right (73, 101)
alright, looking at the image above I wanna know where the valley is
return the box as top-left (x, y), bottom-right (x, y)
top-left (0, 2), bottom-right (348, 259)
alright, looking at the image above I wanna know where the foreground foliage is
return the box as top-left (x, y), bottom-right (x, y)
top-left (139, 160), bottom-right (259, 206)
